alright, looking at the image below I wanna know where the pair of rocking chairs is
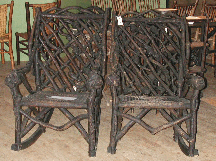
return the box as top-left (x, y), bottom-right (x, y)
top-left (5, 7), bottom-right (205, 157)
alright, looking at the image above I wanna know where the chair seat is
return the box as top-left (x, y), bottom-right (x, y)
top-left (21, 91), bottom-right (90, 109)
top-left (16, 32), bottom-right (29, 40)
top-left (0, 34), bottom-right (9, 42)
top-left (118, 95), bottom-right (190, 109)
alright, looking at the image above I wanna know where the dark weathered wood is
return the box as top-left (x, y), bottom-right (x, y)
top-left (107, 10), bottom-right (206, 157)
top-left (6, 6), bottom-right (111, 157)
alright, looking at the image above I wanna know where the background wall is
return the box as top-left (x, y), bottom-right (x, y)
top-left (0, 0), bottom-right (164, 63)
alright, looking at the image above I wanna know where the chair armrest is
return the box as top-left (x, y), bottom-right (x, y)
top-left (186, 74), bottom-right (206, 91)
top-left (87, 70), bottom-right (104, 90)
top-left (5, 70), bottom-right (23, 88)
top-left (5, 65), bottom-right (34, 104)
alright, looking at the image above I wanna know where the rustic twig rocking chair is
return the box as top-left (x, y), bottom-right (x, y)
top-left (107, 10), bottom-right (205, 157)
top-left (5, 6), bottom-right (110, 157)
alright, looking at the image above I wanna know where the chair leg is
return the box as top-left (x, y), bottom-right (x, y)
top-left (172, 111), bottom-right (180, 142)
top-left (9, 41), bottom-right (15, 70)
top-left (188, 109), bottom-right (198, 156)
top-left (88, 92), bottom-right (97, 157)
top-left (16, 33), bottom-right (20, 65)
top-left (212, 35), bottom-right (216, 67)
top-left (95, 103), bottom-right (101, 145)
top-left (214, 35), bottom-right (216, 77)
top-left (11, 107), bottom-right (53, 151)
top-left (178, 107), bottom-right (199, 156)
top-left (1, 43), bottom-right (5, 64)
top-left (11, 107), bottom-right (22, 151)
top-left (107, 105), bottom-right (118, 154)
top-left (108, 87), bottom-right (119, 154)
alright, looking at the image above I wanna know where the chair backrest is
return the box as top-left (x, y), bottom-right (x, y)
top-left (138, 0), bottom-right (160, 12)
top-left (110, 10), bottom-right (189, 97)
top-left (25, 0), bottom-right (61, 37)
top-left (202, 0), bottom-right (216, 22)
top-left (0, 1), bottom-right (14, 36)
top-left (173, 0), bottom-right (199, 17)
top-left (28, 6), bottom-right (110, 92)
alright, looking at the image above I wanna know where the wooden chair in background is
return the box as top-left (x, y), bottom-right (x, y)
top-left (173, 0), bottom-right (199, 17)
top-left (0, 1), bottom-right (15, 69)
top-left (16, 0), bottom-right (61, 65)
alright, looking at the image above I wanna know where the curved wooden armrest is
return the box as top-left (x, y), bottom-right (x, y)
top-left (87, 70), bottom-right (104, 90)
top-left (5, 70), bottom-right (24, 88)
top-left (5, 64), bottom-right (34, 98)
top-left (186, 74), bottom-right (206, 90)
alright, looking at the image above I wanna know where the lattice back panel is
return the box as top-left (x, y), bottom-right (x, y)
top-left (30, 7), bottom-right (109, 92)
top-left (112, 11), bottom-right (187, 97)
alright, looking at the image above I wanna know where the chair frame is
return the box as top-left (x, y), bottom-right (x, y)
top-left (16, 0), bottom-right (61, 65)
top-left (107, 10), bottom-right (205, 157)
top-left (6, 6), bottom-right (111, 157)
top-left (0, 1), bottom-right (15, 69)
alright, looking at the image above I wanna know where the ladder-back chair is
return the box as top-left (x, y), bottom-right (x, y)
top-left (0, 1), bottom-right (15, 69)
top-left (6, 6), bottom-right (110, 157)
top-left (107, 10), bottom-right (205, 157)
top-left (16, 0), bottom-right (61, 65)
top-left (173, 0), bottom-right (199, 17)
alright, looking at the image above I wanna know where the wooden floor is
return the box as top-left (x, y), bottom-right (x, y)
top-left (0, 62), bottom-right (216, 161)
